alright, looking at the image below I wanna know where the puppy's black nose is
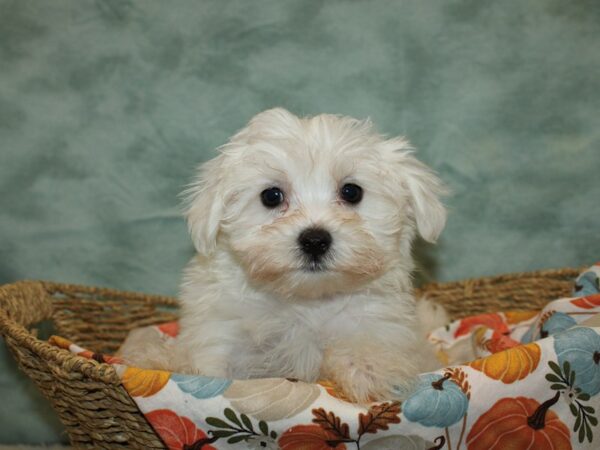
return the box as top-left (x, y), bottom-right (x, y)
top-left (298, 228), bottom-right (332, 259)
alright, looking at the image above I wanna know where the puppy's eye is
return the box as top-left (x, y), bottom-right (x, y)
top-left (260, 187), bottom-right (284, 208)
top-left (340, 183), bottom-right (363, 204)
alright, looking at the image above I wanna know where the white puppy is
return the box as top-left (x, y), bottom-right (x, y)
top-left (127, 108), bottom-right (449, 402)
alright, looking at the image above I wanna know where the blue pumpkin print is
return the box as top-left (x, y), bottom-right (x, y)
top-left (403, 373), bottom-right (468, 427)
top-left (171, 373), bottom-right (231, 399)
top-left (554, 327), bottom-right (600, 396)
top-left (522, 311), bottom-right (577, 343)
top-left (539, 312), bottom-right (577, 339)
top-left (520, 324), bottom-right (534, 344)
top-left (574, 271), bottom-right (600, 297)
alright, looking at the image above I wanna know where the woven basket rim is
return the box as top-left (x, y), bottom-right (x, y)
top-left (38, 279), bottom-right (179, 306)
top-left (417, 266), bottom-right (585, 289)
top-left (0, 280), bottom-right (182, 384)
top-left (0, 304), bottom-right (121, 385)
top-left (0, 266), bottom-right (584, 380)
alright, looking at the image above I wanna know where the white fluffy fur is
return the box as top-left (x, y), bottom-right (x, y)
top-left (122, 108), bottom-right (449, 402)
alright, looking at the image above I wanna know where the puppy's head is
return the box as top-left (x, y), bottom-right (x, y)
top-left (185, 108), bottom-right (446, 298)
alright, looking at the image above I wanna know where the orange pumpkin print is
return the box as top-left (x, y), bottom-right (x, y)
top-left (473, 327), bottom-right (521, 354)
top-left (455, 313), bottom-right (509, 338)
top-left (504, 310), bottom-right (538, 324)
top-left (571, 294), bottom-right (600, 309)
top-left (469, 342), bottom-right (541, 383)
top-left (467, 395), bottom-right (571, 450)
top-left (122, 367), bottom-right (170, 397)
top-left (279, 424), bottom-right (346, 450)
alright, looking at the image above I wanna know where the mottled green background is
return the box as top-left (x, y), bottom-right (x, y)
top-left (1, 0), bottom-right (599, 444)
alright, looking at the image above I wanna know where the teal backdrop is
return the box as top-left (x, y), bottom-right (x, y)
top-left (1, 0), bottom-right (599, 444)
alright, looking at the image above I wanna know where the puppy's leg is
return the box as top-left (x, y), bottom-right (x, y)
top-left (415, 298), bottom-right (449, 371)
top-left (117, 327), bottom-right (175, 370)
top-left (416, 297), bottom-right (449, 336)
top-left (321, 336), bottom-right (420, 403)
top-left (171, 342), bottom-right (232, 377)
top-left (118, 326), bottom-right (236, 376)
top-left (171, 320), bottom-right (243, 377)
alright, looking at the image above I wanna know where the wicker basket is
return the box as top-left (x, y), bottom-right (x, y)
top-left (0, 267), bottom-right (582, 448)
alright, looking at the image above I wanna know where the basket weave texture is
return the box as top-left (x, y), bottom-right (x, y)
top-left (0, 267), bottom-right (582, 448)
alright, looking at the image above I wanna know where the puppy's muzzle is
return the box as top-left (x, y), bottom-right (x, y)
top-left (298, 228), bottom-right (332, 261)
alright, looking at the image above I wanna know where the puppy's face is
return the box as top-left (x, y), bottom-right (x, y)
top-left (186, 109), bottom-right (446, 299)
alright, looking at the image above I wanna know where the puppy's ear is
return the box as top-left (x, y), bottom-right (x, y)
top-left (387, 139), bottom-right (448, 243)
top-left (183, 155), bottom-right (225, 256)
top-left (245, 107), bottom-right (301, 136)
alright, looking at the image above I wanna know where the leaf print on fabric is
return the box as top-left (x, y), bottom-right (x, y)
top-left (284, 404), bottom-right (402, 449)
top-left (171, 373), bottom-right (231, 399)
top-left (454, 313), bottom-right (509, 338)
top-left (444, 367), bottom-right (471, 398)
top-left (278, 425), bottom-right (346, 450)
top-left (145, 409), bottom-right (214, 450)
top-left (571, 294), bottom-right (600, 309)
top-left (469, 342), bottom-right (541, 383)
top-left (403, 373), bottom-right (468, 427)
top-left (122, 367), bottom-right (170, 397)
top-left (205, 407), bottom-right (278, 447)
top-left (357, 402), bottom-right (401, 435)
top-left (466, 396), bottom-right (571, 450)
top-left (224, 378), bottom-right (320, 421)
top-left (546, 360), bottom-right (598, 443)
top-left (312, 408), bottom-right (350, 440)
top-left (554, 327), bottom-right (600, 396)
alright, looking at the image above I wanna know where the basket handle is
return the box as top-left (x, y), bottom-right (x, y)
top-left (0, 281), bottom-right (54, 327)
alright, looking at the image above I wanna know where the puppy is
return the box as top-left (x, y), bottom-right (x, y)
top-left (127, 108), bottom-right (449, 402)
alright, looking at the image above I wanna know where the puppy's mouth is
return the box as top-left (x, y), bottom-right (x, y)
top-left (302, 260), bottom-right (328, 273)
top-left (299, 252), bottom-right (336, 273)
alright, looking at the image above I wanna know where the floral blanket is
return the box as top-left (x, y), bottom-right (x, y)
top-left (50, 264), bottom-right (600, 449)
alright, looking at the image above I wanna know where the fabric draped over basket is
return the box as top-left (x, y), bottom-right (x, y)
top-left (46, 264), bottom-right (600, 449)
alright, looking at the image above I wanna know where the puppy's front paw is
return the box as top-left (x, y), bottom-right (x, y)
top-left (322, 349), bottom-right (417, 403)
top-left (334, 365), bottom-right (394, 403)
top-left (170, 345), bottom-right (230, 377)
